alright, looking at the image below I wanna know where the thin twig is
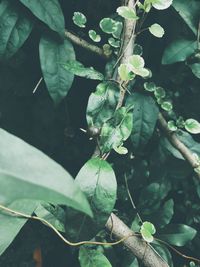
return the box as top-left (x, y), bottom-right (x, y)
top-left (64, 30), bottom-right (109, 59)
top-left (33, 77), bottom-right (43, 94)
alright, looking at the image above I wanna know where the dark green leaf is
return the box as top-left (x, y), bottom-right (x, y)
top-left (0, 0), bottom-right (33, 59)
top-left (127, 93), bottom-right (159, 150)
top-left (18, 0), bottom-right (65, 36)
top-left (152, 242), bottom-right (173, 267)
top-left (158, 224), bottom-right (197, 246)
top-left (173, 0), bottom-right (200, 35)
top-left (0, 199), bottom-right (38, 256)
top-left (162, 39), bottom-right (196, 65)
top-left (63, 60), bottom-right (104, 80)
top-left (100, 106), bottom-right (134, 153)
top-left (0, 128), bottom-right (92, 217)
top-left (75, 158), bottom-right (116, 234)
top-left (139, 183), bottom-right (171, 215)
top-left (189, 63), bottom-right (200, 79)
top-left (79, 247), bottom-right (112, 267)
top-left (86, 82), bottom-right (119, 127)
top-left (39, 35), bottom-right (75, 105)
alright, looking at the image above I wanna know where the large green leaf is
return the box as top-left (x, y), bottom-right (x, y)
top-left (158, 224), bottom-right (197, 246)
top-left (0, 199), bottom-right (38, 256)
top-left (100, 106), bottom-right (134, 153)
top-left (0, 128), bottom-right (92, 217)
top-left (127, 93), bottom-right (159, 150)
top-left (86, 82), bottom-right (119, 127)
top-left (172, 0), bottom-right (200, 35)
top-left (76, 158), bottom-right (116, 231)
top-left (0, 0), bottom-right (33, 59)
top-left (39, 35), bottom-right (75, 105)
top-left (65, 158), bottom-right (117, 240)
top-left (162, 39), bottom-right (196, 65)
top-left (79, 247), bottom-right (112, 267)
top-left (18, 0), bottom-right (65, 36)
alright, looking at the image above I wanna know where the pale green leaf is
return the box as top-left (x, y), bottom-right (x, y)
top-left (73, 12), bottom-right (87, 28)
top-left (152, 0), bottom-right (173, 10)
top-left (185, 119), bottom-right (200, 134)
top-left (118, 64), bottom-right (135, 81)
top-left (116, 6), bottom-right (138, 20)
top-left (88, 30), bottom-right (101, 42)
top-left (161, 101), bottom-right (173, 111)
top-left (0, 128), bottom-right (92, 217)
top-left (149, 23), bottom-right (165, 38)
top-left (108, 37), bottom-right (120, 48)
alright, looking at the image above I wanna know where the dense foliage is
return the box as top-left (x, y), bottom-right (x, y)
top-left (0, 0), bottom-right (200, 266)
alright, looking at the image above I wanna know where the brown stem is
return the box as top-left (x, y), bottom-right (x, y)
top-left (116, 0), bottom-right (136, 109)
top-left (64, 30), bottom-right (109, 59)
top-left (158, 113), bottom-right (200, 172)
top-left (106, 213), bottom-right (169, 267)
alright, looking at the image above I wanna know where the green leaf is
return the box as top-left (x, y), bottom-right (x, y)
top-left (154, 87), bottom-right (166, 99)
top-left (79, 247), bottom-right (112, 267)
top-left (168, 120), bottom-right (177, 131)
top-left (66, 158), bottom-right (117, 240)
top-left (0, 200), bottom-right (38, 255)
top-left (116, 6), bottom-right (138, 20)
top-left (108, 37), bottom-right (120, 48)
top-left (100, 106), bottom-right (134, 153)
top-left (86, 82), bottom-right (119, 127)
top-left (72, 12), bottom-right (87, 28)
top-left (88, 30), bottom-right (101, 42)
top-left (127, 93), bottom-right (159, 149)
top-left (63, 60), bottom-right (104, 81)
top-left (152, 0), bottom-right (173, 10)
top-left (113, 145), bottom-right (128, 155)
top-left (19, 0), bottom-right (65, 36)
top-left (118, 64), bottom-right (135, 81)
top-left (158, 224), bottom-right (197, 246)
top-left (152, 242), bottom-right (174, 267)
top-left (148, 199), bottom-right (174, 228)
top-left (172, 0), bottom-right (200, 35)
top-left (149, 23), bottom-right (165, 38)
top-left (128, 55), bottom-right (149, 77)
top-left (185, 119), bottom-right (200, 134)
top-left (0, 128), bottom-right (92, 217)
top-left (100, 18), bottom-right (118, 34)
top-left (162, 39), bottom-right (196, 65)
top-left (39, 35), bottom-right (75, 105)
top-left (188, 63), bottom-right (200, 79)
top-left (0, 0), bottom-right (34, 59)
top-left (0, 199), bottom-right (38, 256)
top-left (142, 221), bottom-right (156, 234)
top-left (161, 101), bottom-right (173, 111)
top-left (140, 221), bottom-right (156, 243)
top-left (144, 82), bottom-right (156, 92)
top-left (138, 182), bottom-right (171, 215)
